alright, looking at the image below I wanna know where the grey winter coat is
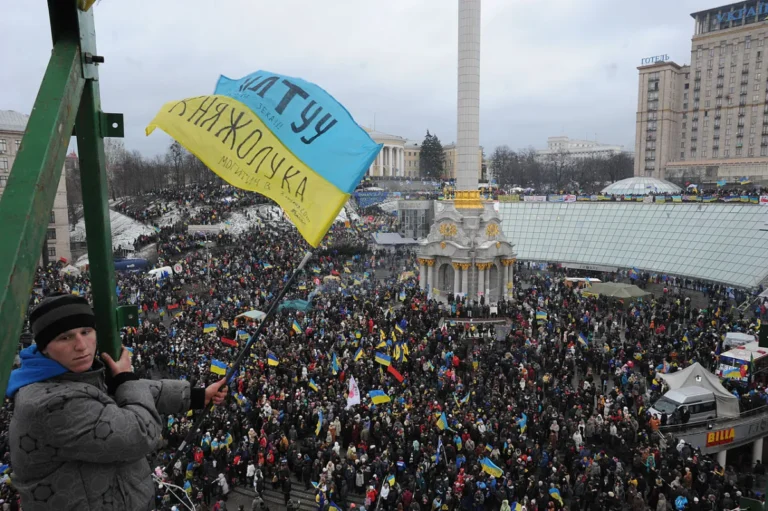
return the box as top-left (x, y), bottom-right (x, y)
top-left (9, 362), bottom-right (193, 510)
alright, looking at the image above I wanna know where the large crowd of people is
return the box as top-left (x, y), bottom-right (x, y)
top-left (2, 186), bottom-right (768, 511)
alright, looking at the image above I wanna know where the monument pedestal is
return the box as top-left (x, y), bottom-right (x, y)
top-left (418, 191), bottom-right (516, 303)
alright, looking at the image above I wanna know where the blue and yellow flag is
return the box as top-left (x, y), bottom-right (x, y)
top-left (316, 409), bottom-right (324, 436)
top-left (267, 353), bottom-right (280, 366)
top-left (436, 412), bottom-right (452, 431)
top-left (146, 71), bottom-right (382, 247)
top-left (354, 347), bottom-right (364, 361)
top-left (237, 330), bottom-right (249, 340)
top-left (309, 379), bottom-right (319, 392)
top-left (395, 324), bottom-right (404, 334)
top-left (203, 323), bottom-right (217, 333)
top-left (291, 320), bottom-right (303, 334)
top-left (480, 457), bottom-right (503, 478)
top-left (369, 390), bottom-right (391, 404)
top-left (548, 488), bottom-right (563, 506)
top-left (535, 310), bottom-right (547, 321)
top-left (386, 474), bottom-right (395, 487)
top-left (374, 352), bottom-right (391, 366)
top-left (211, 359), bottom-right (227, 375)
top-left (331, 353), bottom-right (340, 374)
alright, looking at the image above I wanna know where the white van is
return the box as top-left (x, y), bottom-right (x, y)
top-left (147, 266), bottom-right (174, 282)
top-left (648, 386), bottom-right (718, 424)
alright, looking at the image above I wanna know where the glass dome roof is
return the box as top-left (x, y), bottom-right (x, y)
top-left (601, 177), bottom-right (682, 196)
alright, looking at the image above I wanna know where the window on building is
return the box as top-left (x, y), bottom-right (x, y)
top-left (708, 69), bottom-right (713, 79)
top-left (724, 148), bottom-right (730, 157)
top-left (742, 84), bottom-right (748, 94)
top-left (0, 139), bottom-right (6, 153)
top-left (751, 126), bottom-right (757, 134)
top-left (755, 83), bottom-right (761, 91)
top-left (14, 140), bottom-right (20, 151)
top-left (760, 39), bottom-right (765, 47)
top-left (751, 136), bottom-right (756, 146)
top-left (698, 49), bottom-right (703, 60)
top-left (0, 177), bottom-right (6, 188)
top-left (49, 211), bottom-right (55, 224)
top-left (710, 48), bottom-right (715, 57)
top-left (749, 147), bottom-right (755, 156)
top-left (685, 83), bottom-right (689, 89)
top-left (680, 152), bottom-right (685, 159)
top-left (47, 246), bottom-right (56, 258)
top-left (47, 228), bottom-right (56, 240)
top-left (0, 158), bottom-right (7, 172)
top-left (713, 148), bottom-right (720, 157)
top-left (746, 36), bottom-right (752, 49)
top-left (728, 97), bottom-right (734, 105)
top-left (704, 119), bottom-right (709, 127)
top-left (736, 147), bottom-right (743, 156)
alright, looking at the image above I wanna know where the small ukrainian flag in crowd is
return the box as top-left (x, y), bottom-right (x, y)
top-left (535, 310), bottom-right (547, 321)
top-left (309, 379), bottom-right (319, 392)
top-left (374, 352), bottom-right (391, 366)
top-left (354, 347), bottom-right (364, 361)
top-left (203, 323), bottom-right (217, 333)
top-left (480, 457), bottom-right (503, 478)
top-left (549, 488), bottom-right (563, 506)
top-left (369, 390), bottom-right (391, 405)
top-left (267, 353), bottom-right (280, 366)
top-left (291, 320), bottom-right (303, 334)
top-left (210, 359), bottom-right (227, 375)
top-left (386, 474), bottom-right (395, 487)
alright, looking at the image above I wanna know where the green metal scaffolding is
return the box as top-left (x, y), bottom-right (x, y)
top-left (0, 0), bottom-right (123, 397)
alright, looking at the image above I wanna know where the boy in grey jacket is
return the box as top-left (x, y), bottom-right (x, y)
top-left (6, 294), bottom-right (227, 510)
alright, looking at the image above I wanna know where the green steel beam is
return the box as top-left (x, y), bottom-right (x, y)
top-left (0, 37), bottom-right (85, 396)
top-left (76, 78), bottom-right (121, 360)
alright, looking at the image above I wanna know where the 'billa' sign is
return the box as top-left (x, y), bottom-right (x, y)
top-left (706, 428), bottom-right (735, 447)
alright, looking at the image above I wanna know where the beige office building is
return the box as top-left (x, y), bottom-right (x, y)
top-left (635, 1), bottom-right (768, 185)
top-left (0, 110), bottom-right (71, 263)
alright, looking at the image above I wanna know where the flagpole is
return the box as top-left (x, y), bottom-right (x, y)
top-left (166, 250), bottom-right (313, 472)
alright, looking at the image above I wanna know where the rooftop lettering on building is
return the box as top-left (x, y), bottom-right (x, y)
top-left (715, 3), bottom-right (768, 23)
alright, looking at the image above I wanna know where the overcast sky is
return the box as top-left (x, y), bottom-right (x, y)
top-left (3, 0), bottom-right (710, 157)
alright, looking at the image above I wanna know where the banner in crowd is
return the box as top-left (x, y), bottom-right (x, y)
top-left (146, 70), bottom-right (382, 247)
top-left (354, 191), bottom-right (390, 208)
top-left (761, 196), bottom-right (768, 205)
top-left (523, 195), bottom-right (547, 202)
top-left (497, 194), bottom-right (520, 203)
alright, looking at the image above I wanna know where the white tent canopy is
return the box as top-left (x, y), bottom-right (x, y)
top-left (658, 362), bottom-right (739, 418)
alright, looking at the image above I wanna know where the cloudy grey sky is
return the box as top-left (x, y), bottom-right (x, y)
top-left (3, 0), bottom-right (709, 156)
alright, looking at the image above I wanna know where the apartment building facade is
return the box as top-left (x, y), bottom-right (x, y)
top-left (0, 110), bottom-right (71, 263)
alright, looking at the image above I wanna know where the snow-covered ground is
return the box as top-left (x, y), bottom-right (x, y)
top-left (378, 199), bottom-right (399, 213)
top-left (71, 210), bottom-right (155, 249)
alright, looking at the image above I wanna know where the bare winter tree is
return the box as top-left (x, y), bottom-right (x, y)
top-left (167, 141), bottom-right (185, 188)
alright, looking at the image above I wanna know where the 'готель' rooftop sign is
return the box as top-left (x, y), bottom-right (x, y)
top-left (641, 55), bottom-right (670, 65)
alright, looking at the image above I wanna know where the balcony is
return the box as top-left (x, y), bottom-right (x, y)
top-left (645, 156), bottom-right (656, 161)
top-left (646, 135), bottom-right (656, 141)
top-left (742, 79), bottom-right (749, 85)
top-left (713, 133), bottom-right (720, 139)
top-left (648, 76), bottom-right (660, 82)
top-left (647, 126), bottom-right (657, 131)
top-left (743, 68), bottom-right (750, 74)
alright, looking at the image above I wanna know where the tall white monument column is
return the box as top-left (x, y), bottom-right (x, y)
top-left (457, 0), bottom-right (481, 191)
top-left (419, 260), bottom-right (427, 290)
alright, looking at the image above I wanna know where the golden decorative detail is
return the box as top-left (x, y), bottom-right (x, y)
top-left (439, 223), bottom-right (458, 238)
top-left (424, 259), bottom-right (436, 267)
top-left (496, 241), bottom-right (501, 249)
top-left (418, 258), bottom-right (436, 266)
top-left (501, 258), bottom-right (517, 267)
top-left (476, 262), bottom-right (492, 270)
top-left (451, 262), bottom-right (461, 270)
top-left (454, 190), bottom-right (484, 209)
top-left (485, 223), bottom-right (500, 238)
top-left (458, 263), bottom-right (472, 270)
top-left (440, 242), bottom-right (446, 249)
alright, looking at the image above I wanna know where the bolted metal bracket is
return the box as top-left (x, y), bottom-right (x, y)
top-left (100, 112), bottom-right (124, 138)
top-left (115, 305), bottom-right (139, 328)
